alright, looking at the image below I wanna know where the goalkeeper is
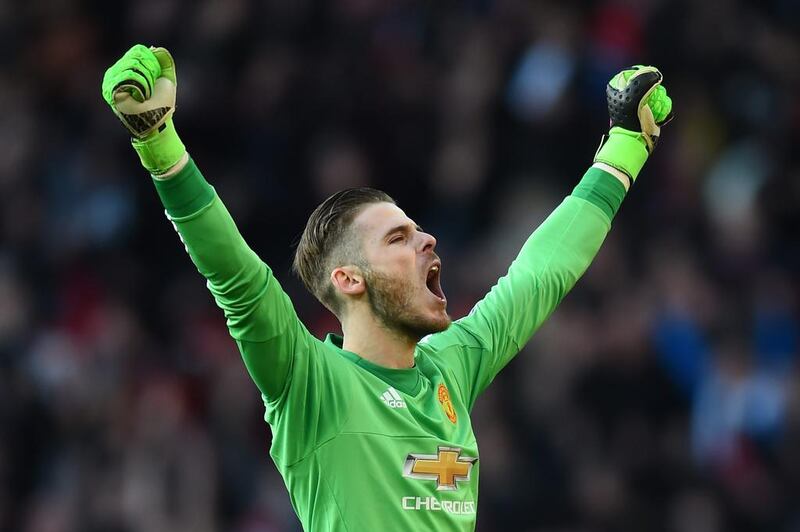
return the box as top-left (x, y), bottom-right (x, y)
top-left (102, 45), bottom-right (672, 531)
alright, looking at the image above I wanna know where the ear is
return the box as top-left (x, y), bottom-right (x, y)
top-left (331, 266), bottom-right (366, 297)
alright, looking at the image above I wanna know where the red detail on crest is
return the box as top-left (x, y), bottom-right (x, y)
top-left (438, 384), bottom-right (457, 424)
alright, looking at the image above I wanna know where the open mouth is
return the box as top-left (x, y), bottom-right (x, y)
top-left (425, 263), bottom-right (446, 302)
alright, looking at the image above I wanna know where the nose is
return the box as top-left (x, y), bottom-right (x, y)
top-left (419, 231), bottom-right (437, 254)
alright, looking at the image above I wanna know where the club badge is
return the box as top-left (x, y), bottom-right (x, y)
top-left (438, 383), bottom-right (457, 424)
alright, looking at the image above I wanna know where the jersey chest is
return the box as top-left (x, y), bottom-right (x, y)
top-left (341, 357), bottom-right (475, 444)
top-left (315, 361), bottom-right (480, 527)
top-left (333, 357), bottom-right (479, 492)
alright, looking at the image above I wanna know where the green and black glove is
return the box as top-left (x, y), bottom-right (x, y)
top-left (594, 65), bottom-right (673, 182)
top-left (102, 44), bottom-right (185, 176)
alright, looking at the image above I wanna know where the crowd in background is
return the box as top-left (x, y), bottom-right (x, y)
top-left (1, 0), bottom-right (800, 530)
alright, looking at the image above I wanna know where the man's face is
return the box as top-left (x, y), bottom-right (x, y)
top-left (352, 202), bottom-right (450, 340)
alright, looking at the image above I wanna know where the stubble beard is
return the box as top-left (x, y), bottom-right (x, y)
top-left (364, 268), bottom-right (451, 342)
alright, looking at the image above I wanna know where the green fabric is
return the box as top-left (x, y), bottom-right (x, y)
top-left (571, 167), bottom-right (627, 221)
top-left (335, 340), bottom-right (422, 395)
top-left (158, 162), bottom-right (613, 530)
top-left (594, 126), bottom-right (650, 181)
top-left (133, 118), bottom-right (186, 176)
top-left (151, 158), bottom-right (214, 219)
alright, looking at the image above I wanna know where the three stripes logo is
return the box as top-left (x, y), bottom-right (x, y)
top-left (381, 387), bottom-right (407, 409)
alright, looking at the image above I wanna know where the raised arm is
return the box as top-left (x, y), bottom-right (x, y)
top-left (153, 160), bottom-right (313, 399)
top-left (425, 66), bottom-right (673, 408)
top-left (101, 45), bottom-right (312, 400)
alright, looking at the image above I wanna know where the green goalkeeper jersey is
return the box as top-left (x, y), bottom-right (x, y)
top-left (152, 159), bottom-right (624, 531)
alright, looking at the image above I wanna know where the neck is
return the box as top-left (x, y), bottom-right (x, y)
top-left (341, 314), bottom-right (417, 369)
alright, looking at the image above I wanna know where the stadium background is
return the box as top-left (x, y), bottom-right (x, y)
top-left (2, 0), bottom-right (800, 530)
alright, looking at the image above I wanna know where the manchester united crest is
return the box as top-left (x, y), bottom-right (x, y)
top-left (437, 383), bottom-right (457, 424)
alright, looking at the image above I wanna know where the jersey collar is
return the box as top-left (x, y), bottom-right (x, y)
top-left (324, 334), bottom-right (423, 396)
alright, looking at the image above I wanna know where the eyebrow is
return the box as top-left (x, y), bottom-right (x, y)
top-left (382, 222), bottom-right (422, 240)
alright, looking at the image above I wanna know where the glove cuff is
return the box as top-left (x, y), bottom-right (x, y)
top-left (131, 118), bottom-right (186, 176)
top-left (593, 127), bottom-right (649, 182)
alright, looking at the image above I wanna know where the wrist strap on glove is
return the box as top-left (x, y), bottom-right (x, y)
top-left (131, 119), bottom-right (186, 176)
top-left (594, 127), bottom-right (650, 182)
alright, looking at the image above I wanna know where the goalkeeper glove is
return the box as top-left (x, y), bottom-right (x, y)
top-left (101, 44), bottom-right (185, 176)
top-left (593, 65), bottom-right (673, 182)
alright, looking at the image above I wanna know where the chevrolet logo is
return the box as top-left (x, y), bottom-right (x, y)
top-left (403, 447), bottom-right (478, 491)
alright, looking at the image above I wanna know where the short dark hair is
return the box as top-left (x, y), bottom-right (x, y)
top-left (293, 187), bottom-right (395, 316)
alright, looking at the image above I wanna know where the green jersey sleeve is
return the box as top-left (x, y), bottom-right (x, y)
top-left (423, 167), bottom-right (626, 409)
top-left (151, 159), bottom-right (320, 399)
top-left (153, 159), bottom-right (352, 463)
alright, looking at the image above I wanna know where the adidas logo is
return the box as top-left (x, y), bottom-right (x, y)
top-left (380, 387), bottom-right (407, 409)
